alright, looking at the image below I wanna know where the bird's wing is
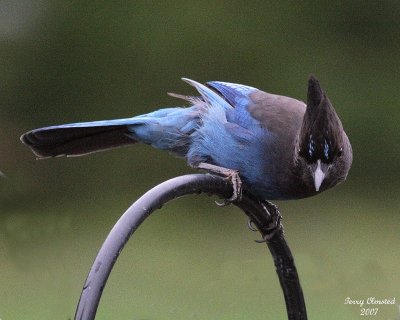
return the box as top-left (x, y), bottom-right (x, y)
top-left (207, 81), bottom-right (306, 132)
top-left (206, 81), bottom-right (258, 109)
top-left (207, 81), bottom-right (305, 110)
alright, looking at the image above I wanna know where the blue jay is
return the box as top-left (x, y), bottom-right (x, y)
top-left (21, 76), bottom-right (352, 201)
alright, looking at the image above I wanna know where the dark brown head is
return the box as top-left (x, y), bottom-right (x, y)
top-left (296, 75), bottom-right (352, 193)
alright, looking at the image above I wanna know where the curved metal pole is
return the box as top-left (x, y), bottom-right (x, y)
top-left (74, 174), bottom-right (307, 320)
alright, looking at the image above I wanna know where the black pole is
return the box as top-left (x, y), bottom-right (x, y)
top-left (74, 174), bottom-right (307, 320)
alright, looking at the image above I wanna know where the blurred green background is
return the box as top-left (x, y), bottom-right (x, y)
top-left (1, 1), bottom-right (399, 319)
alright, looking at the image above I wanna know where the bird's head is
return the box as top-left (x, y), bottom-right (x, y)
top-left (296, 75), bottom-right (352, 193)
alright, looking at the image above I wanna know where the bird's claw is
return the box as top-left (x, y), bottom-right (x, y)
top-left (196, 162), bottom-right (242, 205)
top-left (254, 227), bottom-right (281, 243)
top-left (253, 201), bottom-right (283, 243)
top-left (247, 218), bottom-right (258, 232)
top-left (221, 169), bottom-right (242, 204)
top-left (215, 199), bottom-right (231, 207)
top-left (254, 234), bottom-right (271, 243)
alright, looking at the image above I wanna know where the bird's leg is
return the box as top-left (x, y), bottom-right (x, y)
top-left (195, 162), bottom-right (242, 205)
top-left (254, 200), bottom-right (283, 243)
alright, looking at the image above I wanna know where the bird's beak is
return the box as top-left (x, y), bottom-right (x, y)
top-left (314, 160), bottom-right (326, 192)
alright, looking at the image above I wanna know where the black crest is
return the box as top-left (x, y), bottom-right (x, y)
top-left (299, 76), bottom-right (344, 164)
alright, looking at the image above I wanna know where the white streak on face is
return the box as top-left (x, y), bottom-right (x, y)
top-left (314, 159), bottom-right (325, 192)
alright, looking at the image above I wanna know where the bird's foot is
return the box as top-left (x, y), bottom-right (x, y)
top-left (247, 217), bottom-right (258, 232)
top-left (254, 200), bottom-right (283, 243)
top-left (195, 162), bottom-right (242, 205)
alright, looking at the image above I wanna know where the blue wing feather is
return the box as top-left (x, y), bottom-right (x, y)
top-left (206, 81), bottom-right (261, 130)
top-left (206, 81), bottom-right (257, 108)
top-left (182, 78), bottom-right (233, 111)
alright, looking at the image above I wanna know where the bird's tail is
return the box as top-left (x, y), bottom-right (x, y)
top-left (21, 106), bottom-right (203, 159)
top-left (21, 78), bottom-right (231, 159)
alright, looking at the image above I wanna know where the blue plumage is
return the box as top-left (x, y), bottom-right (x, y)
top-left (21, 76), bottom-right (352, 200)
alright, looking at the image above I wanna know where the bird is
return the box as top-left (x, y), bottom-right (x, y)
top-left (20, 75), bottom-right (352, 201)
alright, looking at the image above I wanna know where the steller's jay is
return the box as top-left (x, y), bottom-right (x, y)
top-left (21, 75), bottom-right (352, 201)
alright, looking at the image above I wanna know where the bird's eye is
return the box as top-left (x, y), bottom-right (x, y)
top-left (337, 147), bottom-right (343, 157)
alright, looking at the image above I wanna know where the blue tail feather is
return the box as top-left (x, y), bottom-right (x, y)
top-left (21, 106), bottom-right (202, 158)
